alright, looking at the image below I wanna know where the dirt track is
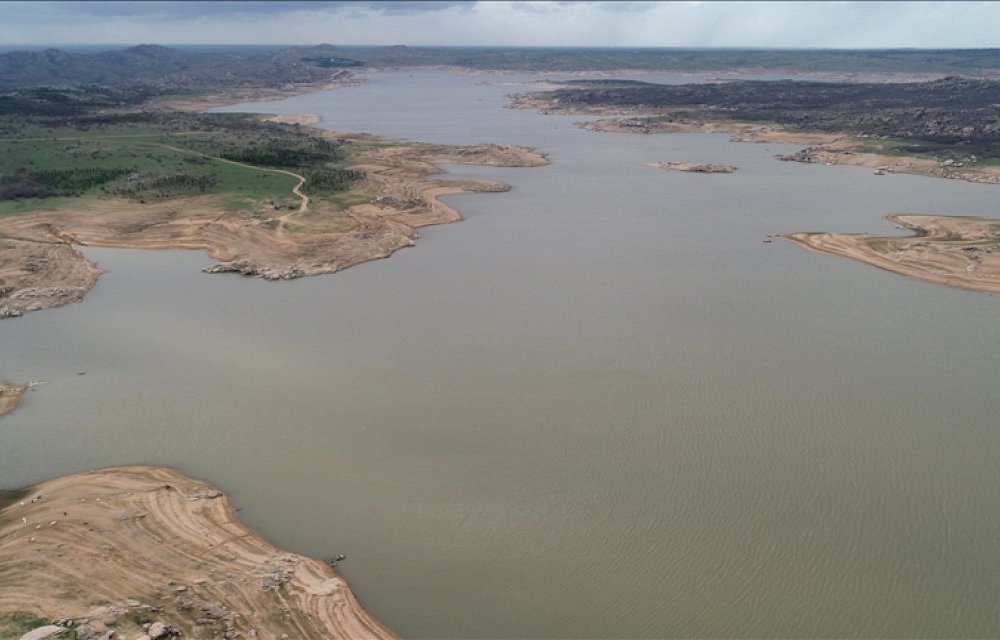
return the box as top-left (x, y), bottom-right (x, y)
top-left (0, 139), bottom-right (547, 318)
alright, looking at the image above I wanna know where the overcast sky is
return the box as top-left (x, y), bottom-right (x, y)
top-left (1, 1), bottom-right (998, 49)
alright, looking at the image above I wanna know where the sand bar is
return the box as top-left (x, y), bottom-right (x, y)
top-left (0, 465), bottom-right (398, 639)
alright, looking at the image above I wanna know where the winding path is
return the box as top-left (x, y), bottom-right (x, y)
top-left (153, 143), bottom-right (309, 213)
top-left (0, 132), bottom-right (310, 214)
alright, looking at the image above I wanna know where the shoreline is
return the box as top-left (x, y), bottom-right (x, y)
top-left (151, 70), bottom-right (367, 113)
top-left (509, 93), bottom-right (1000, 294)
top-left (782, 214), bottom-right (1000, 294)
top-left (0, 137), bottom-right (547, 319)
top-left (508, 94), bottom-right (1000, 186)
top-left (0, 465), bottom-right (398, 639)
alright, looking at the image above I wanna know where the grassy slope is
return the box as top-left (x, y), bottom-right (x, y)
top-left (0, 121), bottom-right (373, 219)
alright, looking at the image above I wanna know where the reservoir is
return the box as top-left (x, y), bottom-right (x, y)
top-left (3, 70), bottom-right (1000, 637)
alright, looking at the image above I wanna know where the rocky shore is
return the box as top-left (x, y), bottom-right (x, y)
top-left (0, 466), bottom-right (398, 640)
top-left (647, 161), bottom-right (737, 173)
top-left (0, 239), bottom-right (101, 319)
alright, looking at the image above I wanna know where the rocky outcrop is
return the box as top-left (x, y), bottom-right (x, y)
top-left (647, 161), bottom-right (737, 173)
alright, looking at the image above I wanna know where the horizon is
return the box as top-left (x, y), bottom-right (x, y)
top-left (2, 1), bottom-right (998, 49)
top-left (6, 43), bottom-right (1000, 53)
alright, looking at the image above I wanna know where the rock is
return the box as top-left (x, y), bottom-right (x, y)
top-left (648, 161), bottom-right (737, 174)
top-left (259, 569), bottom-right (293, 591)
top-left (74, 624), bottom-right (98, 640)
top-left (146, 622), bottom-right (166, 639)
top-left (201, 602), bottom-right (231, 620)
top-left (18, 625), bottom-right (69, 640)
top-left (85, 607), bottom-right (109, 620)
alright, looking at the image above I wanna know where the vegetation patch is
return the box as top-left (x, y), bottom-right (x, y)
top-left (531, 76), bottom-right (1000, 161)
top-left (0, 612), bottom-right (54, 639)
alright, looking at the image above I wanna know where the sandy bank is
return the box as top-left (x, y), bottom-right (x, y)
top-left (0, 379), bottom-right (26, 417)
top-left (783, 214), bottom-right (1000, 293)
top-left (0, 139), bottom-right (547, 317)
top-left (0, 465), bottom-right (398, 639)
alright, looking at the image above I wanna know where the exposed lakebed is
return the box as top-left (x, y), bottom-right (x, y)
top-left (3, 70), bottom-right (1000, 638)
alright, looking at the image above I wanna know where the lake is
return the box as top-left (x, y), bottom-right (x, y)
top-left (3, 70), bottom-right (1000, 637)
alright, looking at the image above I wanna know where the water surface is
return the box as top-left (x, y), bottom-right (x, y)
top-left (3, 71), bottom-right (1000, 638)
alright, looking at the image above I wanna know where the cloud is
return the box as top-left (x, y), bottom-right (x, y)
top-left (0, 1), bottom-right (997, 48)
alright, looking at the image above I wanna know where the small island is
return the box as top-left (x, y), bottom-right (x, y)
top-left (647, 161), bottom-right (737, 173)
top-left (0, 379), bottom-right (26, 417)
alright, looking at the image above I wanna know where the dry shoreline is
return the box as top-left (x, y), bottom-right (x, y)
top-left (152, 71), bottom-right (366, 113)
top-left (0, 139), bottom-right (547, 319)
top-left (0, 465), bottom-right (398, 639)
top-left (782, 215), bottom-right (1000, 293)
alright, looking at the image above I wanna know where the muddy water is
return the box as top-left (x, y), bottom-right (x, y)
top-left (4, 71), bottom-right (1000, 637)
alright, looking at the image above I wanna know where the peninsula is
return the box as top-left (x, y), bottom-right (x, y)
top-left (0, 465), bottom-right (398, 640)
top-left (0, 87), bottom-right (546, 318)
top-left (783, 215), bottom-right (1000, 293)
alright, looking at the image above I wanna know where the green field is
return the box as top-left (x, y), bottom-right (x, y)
top-left (0, 107), bottom-right (367, 217)
top-left (0, 613), bottom-right (54, 640)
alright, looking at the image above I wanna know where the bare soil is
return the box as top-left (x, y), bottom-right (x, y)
top-left (0, 465), bottom-right (398, 639)
top-left (783, 214), bottom-right (1000, 293)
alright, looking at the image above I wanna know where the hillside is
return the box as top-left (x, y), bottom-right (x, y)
top-left (520, 76), bottom-right (1000, 159)
top-left (0, 44), bottom-right (363, 90)
top-left (5, 45), bottom-right (1000, 91)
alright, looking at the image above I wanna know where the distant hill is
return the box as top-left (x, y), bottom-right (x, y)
top-left (343, 46), bottom-right (1000, 75)
top-left (4, 45), bottom-right (1000, 90)
top-left (0, 44), bottom-right (364, 90)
